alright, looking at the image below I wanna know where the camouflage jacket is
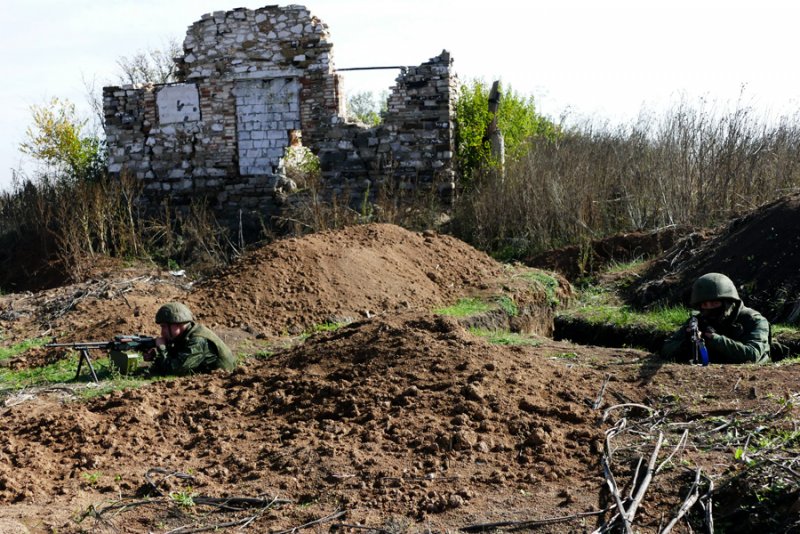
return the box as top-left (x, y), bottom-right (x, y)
top-left (150, 322), bottom-right (236, 376)
top-left (661, 304), bottom-right (771, 364)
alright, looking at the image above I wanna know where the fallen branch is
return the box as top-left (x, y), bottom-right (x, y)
top-left (459, 506), bottom-right (614, 532)
top-left (660, 467), bottom-right (702, 534)
top-left (626, 432), bottom-right (664, 524)
top-left (273, 509), bottom-right (346, 534)
top-left (602, 419), bottom-right (632, 534)
top-left (592, 373), bottom-right (612, 409)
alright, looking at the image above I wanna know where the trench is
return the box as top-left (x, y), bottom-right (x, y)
top-left (553, 314), bottom-right (800, 360)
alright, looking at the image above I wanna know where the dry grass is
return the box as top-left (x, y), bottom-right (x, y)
top-left (452, 100), bottom-right (800, 258)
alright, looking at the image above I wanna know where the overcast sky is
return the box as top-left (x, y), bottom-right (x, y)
top-left (2, 0), bottom-right (799, 189)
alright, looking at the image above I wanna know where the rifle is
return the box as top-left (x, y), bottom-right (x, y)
top-left (688, 316), bottom-right (709, 366)
top-left (45, 335), bottom-right (157, 382)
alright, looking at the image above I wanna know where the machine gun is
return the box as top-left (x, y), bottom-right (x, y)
top-left (45, 335), bottom-right (157, 382)
top-left (688, 316), bottom-right (709, 366)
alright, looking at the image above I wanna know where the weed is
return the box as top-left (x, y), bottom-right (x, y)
top-left (561, 301), bottom-right (691, 332)
top-left (603, 257), bottom-right (647, 274)
top-left (170, 488), bottom-right (196, 508)
top-left (0, 352), bottom-right (153, 396)
top-left (299, 321), bottom-right (348, 341)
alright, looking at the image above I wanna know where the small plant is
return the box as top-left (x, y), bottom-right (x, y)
top-left (81, 472), bottom-right (102, 486)
top-left (170, 488), bottom-right (197, 508)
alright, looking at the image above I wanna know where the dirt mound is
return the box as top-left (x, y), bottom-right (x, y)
top-left (630, 193), bottom-right (800, 322)
top-left (0, 312), bottom-right (609, 531)
top-left (188, 223), bottom-right (505, 335)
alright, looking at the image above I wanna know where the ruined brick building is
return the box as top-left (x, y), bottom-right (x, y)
top-left (103, 4), bottom-right (456, 229)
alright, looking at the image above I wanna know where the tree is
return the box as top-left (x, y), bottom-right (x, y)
top-left (116, 38), bottom-right (182, 85)
top-left (346, 90), bottom-right (387, 126)
top-left (19, 97), bottom-right (105, 183)
top-left (454, 79), bottom-right (559, 184)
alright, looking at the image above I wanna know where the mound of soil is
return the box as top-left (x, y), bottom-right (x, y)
top-left (630, 193), bottom-right (800, 322)
top-left (188, 223), bottom-right (507, 336)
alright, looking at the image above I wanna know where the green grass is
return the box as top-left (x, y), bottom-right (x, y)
top-left (562, 296), bottom-right (691, 332)
top-left (299, 321), bottom-right (349, 341)
top-left (602, 257), bottom-right (647, 274)
top-left (0, 338), bottom-right (50, 362)
top-left (469, 328), bottom-right (541, 346)
top-left (516, 270), bottom-right (560, 306)
top-left (495, 296), bottom-right (519, 317)
top-left (0, 351), bottom-right (155, 398)
top-left (435, 297), bottom-right (494, 317)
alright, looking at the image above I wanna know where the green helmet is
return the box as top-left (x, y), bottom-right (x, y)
top-left (690, 273), bottom-right (740, 307)
top-left (155, 302), bottom-right (194, 324)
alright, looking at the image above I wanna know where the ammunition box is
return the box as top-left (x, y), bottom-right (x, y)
top-left (109, 350), bottom-right (142, 375)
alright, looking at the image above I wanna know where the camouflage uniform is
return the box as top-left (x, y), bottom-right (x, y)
top-left (661, 273), bottom-right (770, 364)
top-left (150, 303), bottom-right (236, 376)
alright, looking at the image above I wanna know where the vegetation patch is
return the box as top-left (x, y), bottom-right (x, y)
top-left (516, 270), bottom-right (561, 306)
top-left (0, 338), bottom-right (50, 362)
top-left (434, 297), bottom-right (495, 317)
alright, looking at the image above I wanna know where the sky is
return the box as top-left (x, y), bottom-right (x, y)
top-left (2, 0), bottom-right (800, 190)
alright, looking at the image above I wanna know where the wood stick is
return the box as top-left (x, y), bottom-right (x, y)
top-left (593, 373), bottom-right (612, 409)
top-left (660, 467), bottom-right (702, 534)
top-left (657, 429), bottom-right (689, 474)
top-left (626, 432), bottom-right (664, 524)
top-left (602, 420), bottom-right (633, 534)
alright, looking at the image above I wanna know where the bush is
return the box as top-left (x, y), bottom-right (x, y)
top-left (453, 79), bottom-right (558, 186)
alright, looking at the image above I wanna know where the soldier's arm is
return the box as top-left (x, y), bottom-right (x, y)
top-left (167, 336), bottom-right (218, 375)
top-left (706, 316), bottom-right (771, 364)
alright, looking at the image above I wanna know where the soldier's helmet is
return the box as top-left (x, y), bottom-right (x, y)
top-left (155, 302), bottom-right (194, 324)
top-left (689, 273), bottom-right (740, 307)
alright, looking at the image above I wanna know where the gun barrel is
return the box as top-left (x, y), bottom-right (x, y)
top-left (45, 341), bottom-right (111, 349)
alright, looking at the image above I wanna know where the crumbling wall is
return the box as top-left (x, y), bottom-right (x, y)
top-left (103, 4), bottom-right (455, 227)
top-left (318, 51), bottom-right (456, 202)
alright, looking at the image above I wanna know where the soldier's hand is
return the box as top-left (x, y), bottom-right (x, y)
top-left (701, 325), bottom-right (716, 340)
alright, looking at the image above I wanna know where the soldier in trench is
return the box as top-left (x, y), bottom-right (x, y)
top-left (660, 273), bottom-right (771, 364)
top-left (145, 302), bottom-right (237, 375)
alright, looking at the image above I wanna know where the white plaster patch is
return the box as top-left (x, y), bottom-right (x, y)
top-left (157, 84), bottom-right (201, 124)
